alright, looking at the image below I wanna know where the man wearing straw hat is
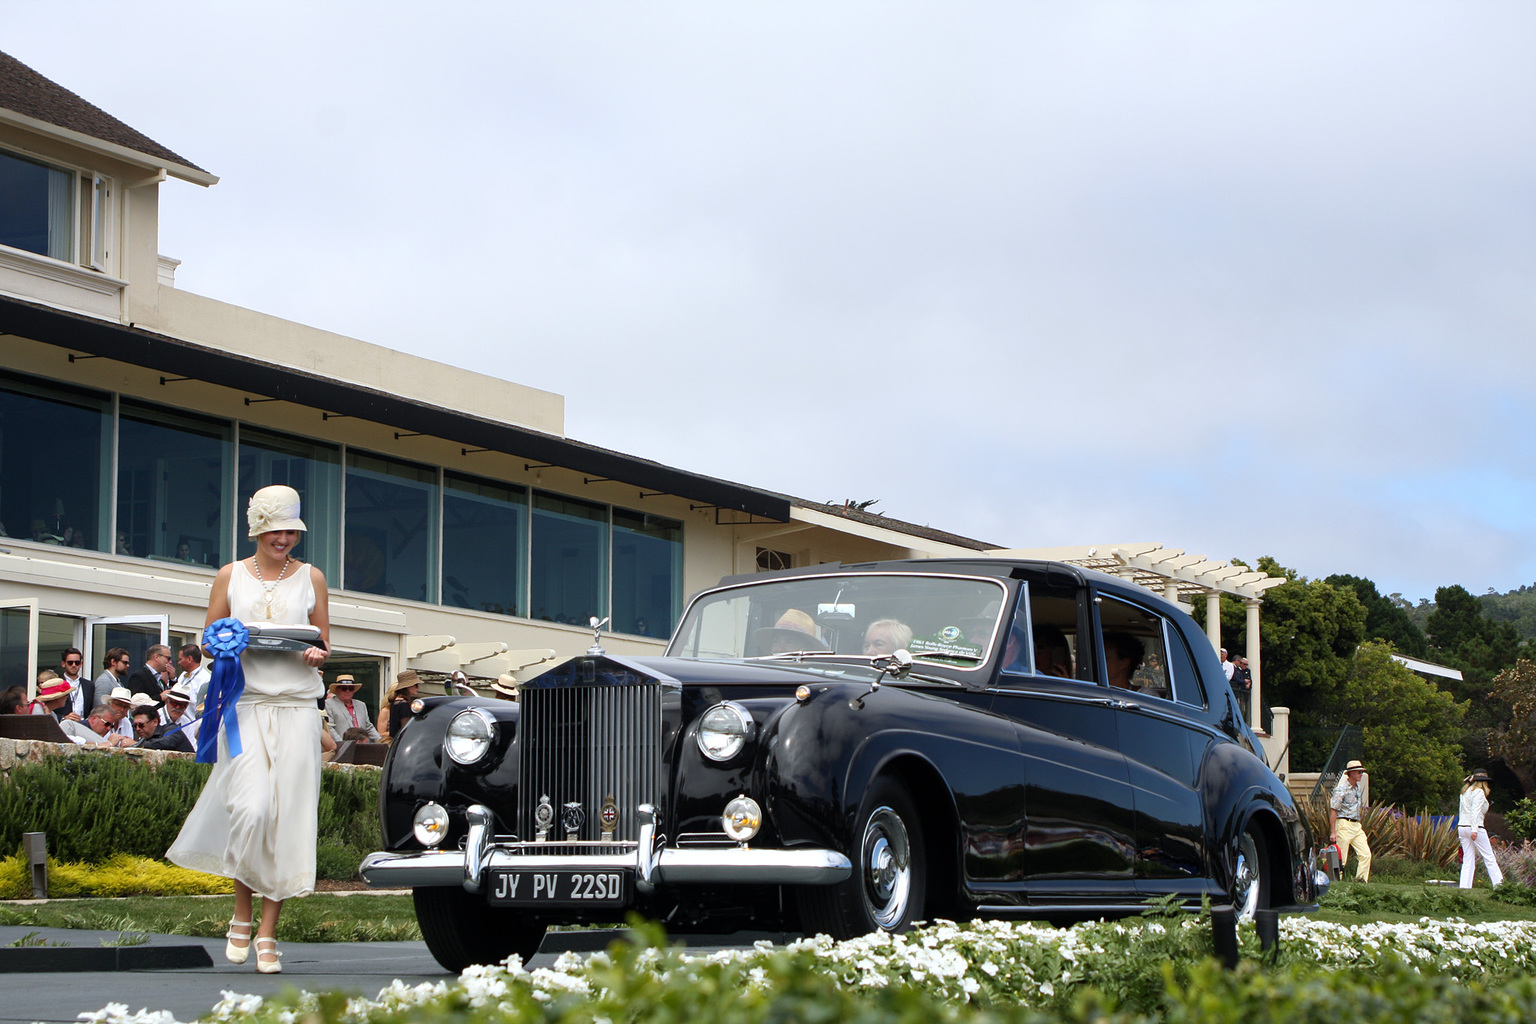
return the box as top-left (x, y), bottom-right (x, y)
top-left (1328, 759), bottom-right (1372, 882)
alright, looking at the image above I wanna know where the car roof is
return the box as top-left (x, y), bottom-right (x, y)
top-left (710, 557), bottom-right (1189, 619)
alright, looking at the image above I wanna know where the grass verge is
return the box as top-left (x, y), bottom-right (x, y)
top-left (0, 893), bottom-right (420, 942)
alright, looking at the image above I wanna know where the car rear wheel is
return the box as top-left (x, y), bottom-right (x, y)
top-left (797, 777), bottom-right (926, 939)
top-left (413, 886), bottom-right (546, 972)
top-left (1232, 821), bottom-right (1270, 921)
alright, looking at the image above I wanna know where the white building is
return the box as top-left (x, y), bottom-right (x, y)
top-left (0, 49), bottom-right (994, 704)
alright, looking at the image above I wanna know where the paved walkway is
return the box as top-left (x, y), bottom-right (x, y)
top-left (0, 925), bottom-right (448, 1023)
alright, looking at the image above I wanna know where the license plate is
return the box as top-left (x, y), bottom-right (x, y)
top-left (486, 869), bottom-right (631, 907)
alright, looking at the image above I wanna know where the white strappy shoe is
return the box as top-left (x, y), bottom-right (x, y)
top-left (255, 936), bottom-right (282, 974)
top-left (224, 919), bottom-right (252, 965)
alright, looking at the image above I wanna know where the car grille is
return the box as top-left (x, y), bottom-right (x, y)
top-left (517, 678), bottom-right (661, 850)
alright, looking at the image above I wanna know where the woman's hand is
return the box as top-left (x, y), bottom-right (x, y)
top-left (303, 645), bottom-right (329, 668)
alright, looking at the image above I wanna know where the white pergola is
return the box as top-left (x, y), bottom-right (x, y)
top-left (986, 543), bottom-right (1288, 730)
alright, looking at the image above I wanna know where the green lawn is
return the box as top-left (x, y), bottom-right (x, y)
top-left (0, 893), bottom-right (421, 943)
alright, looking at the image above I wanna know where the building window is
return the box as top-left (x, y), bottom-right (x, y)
top-left (344, 452), bottom-right (438, 601)
top-left (531, 492), bottom-right (608, 626)
top-left (238, 427), bottom-right (341, 580)
top-left (611, 509), bottom-right (682, 638)
top-left (0, 149), bottom-right (73, 261)
top-left (442, 471), bottom-right (527, 616)
top-left (117, 401), bottom-right (232, 564)
top-left (0, 371), bottom-right (110, 550)
top-left (757, 547), bottom-right (793, 572)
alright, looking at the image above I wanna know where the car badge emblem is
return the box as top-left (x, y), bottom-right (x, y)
top-left (534, 794), bottom-right (554, 843)
top-left (939, 625), bottom-right (961, 642)
top-left (600, 794), bottom-right (619, 841)
top-left (562, 801), bottom-right (586, 840)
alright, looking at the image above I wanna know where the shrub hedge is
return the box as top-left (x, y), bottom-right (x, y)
top-left (0, 754), bottom-right (379, 879)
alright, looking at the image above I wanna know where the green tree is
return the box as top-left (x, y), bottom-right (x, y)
top-left (1324, 573), bottom-right (1428, 657)
top-left (1325, 641), bottom-right (1467, 809)
top-left (1252, 556), bottom-right (1367, 714)
top-left (1488, 658), bottom-right (1536, 798)
top-left (1426, 584), bottom-right (1527, 772)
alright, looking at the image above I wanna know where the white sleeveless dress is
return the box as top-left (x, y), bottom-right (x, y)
top-left (167, 562), bottom-right (324, 901)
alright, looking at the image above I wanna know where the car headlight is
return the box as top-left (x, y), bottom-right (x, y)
top-left (722, 795), bottom-right (762, 842)
top-left (696, 701), bottom-right (755, 761)
top-left (413, 801), bottom-right (449, 846)
top-left (445, 707), bottom-right (498, 765)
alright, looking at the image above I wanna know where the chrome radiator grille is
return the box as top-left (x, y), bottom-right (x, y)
top-left (517, 680), bottom-right (661, 848)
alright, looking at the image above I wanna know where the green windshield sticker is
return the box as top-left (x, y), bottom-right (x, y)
top-left (908, 626), bottom-right (985, 660)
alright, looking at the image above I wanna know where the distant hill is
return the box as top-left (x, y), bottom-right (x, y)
top-left (1481, 584), bottom-right (1536, 641)
top-left (1399, 583), bottom-right (1536, 642)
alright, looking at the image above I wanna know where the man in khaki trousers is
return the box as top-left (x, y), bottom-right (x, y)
top-left (1328, 760), bottom-right (1372, 881)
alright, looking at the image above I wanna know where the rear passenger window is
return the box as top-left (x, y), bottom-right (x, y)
top-left (1097, 595), bottom-right (1171, 700)
top-left (1164, 628), bottom-right (1207, 707)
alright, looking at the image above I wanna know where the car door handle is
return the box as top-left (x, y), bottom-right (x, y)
top-left (1102, 699), bottom-right (1137, 710)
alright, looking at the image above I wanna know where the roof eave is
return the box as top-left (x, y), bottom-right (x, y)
top-left (0, 108), bottom-right (218, 186)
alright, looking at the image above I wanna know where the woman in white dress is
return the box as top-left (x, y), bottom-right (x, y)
top-left (1457, 769), bottom-right (1504, 889)
top-left (167, 485), bottom-right (329, 974)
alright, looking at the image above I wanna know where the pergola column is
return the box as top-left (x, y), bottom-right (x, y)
top-left (1205, 592), bottom-right (1221, 653)
top-left (1245, 598), bottom-right (1262, 727)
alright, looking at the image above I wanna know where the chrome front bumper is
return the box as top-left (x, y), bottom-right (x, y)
top-left (360, 803), bottom-right (852, 893)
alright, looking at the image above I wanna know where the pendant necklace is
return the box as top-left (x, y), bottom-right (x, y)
top-left (251, 554), bottom-right (293, 620)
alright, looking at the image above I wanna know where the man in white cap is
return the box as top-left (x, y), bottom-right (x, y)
top-left (105, 686), bottom-right (137, 740)
top-left (159, 684), bottom-right (197, 728)
top-left (1328, 760), bottom-right (1372, 882)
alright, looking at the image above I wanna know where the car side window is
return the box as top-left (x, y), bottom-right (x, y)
top-left (1097, 595), bottom-right (1172, 700)
top-left (1003, 584), bottom-right (1093, 683)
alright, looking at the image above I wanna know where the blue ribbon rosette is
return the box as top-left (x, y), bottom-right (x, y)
top-left (197, 617), bottom-right (249, 764)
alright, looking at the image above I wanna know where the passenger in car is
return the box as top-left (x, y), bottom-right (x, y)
top-left (1030, 625), bottom-right (1074, 677)
top-left (1103, 632), bottom-right (1145, 690)
top-left (862, 619), bottom-right (912, 657)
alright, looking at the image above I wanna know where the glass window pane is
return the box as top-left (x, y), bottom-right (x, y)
top-left (611, 508), bottom-right (681, 638)
top-left (0, 149), bottom-right (72, 260)
top-left (344, 452), bottom-right (437, 601)
top-left (238, 426), bottom-right (341, 580)
top-left (531, 492), bottom-right (608, 626)
top-left (117, 401), bottom-right (232, 564)
top-left (442, 472), bottom-right (526, 616)
top-left (0, 371), bottom-right (110, 551)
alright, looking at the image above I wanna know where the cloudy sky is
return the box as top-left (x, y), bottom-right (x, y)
top-left (9, 3), bottom-right (1536, 602)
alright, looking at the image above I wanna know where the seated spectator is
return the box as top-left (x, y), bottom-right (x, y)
top-left (324, 675), bottom-right (380, 743)
top-left (105, 686), bottom-right (136, 739)
top-left (1, 685), bottom-right (28, 716)
top-left (159, 685), bottom-right (196, 728)
top-left (378, 670), bottom-right (422, 743)
top-left (862, 618), bottom-right (913, 657)
top-left (492, 673), bottom-right (520, 702)
top-left (31, 676), bottom-right (76, 719)
top-left (65, 704), bottom-right (134, 747)
top-left (129, 706), bottom-right (161, 744)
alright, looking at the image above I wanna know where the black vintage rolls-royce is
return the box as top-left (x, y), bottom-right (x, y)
top-left (361, 559), bottom-right (1321, 971)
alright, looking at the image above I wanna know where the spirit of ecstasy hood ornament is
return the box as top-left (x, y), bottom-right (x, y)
top-left (587, 616), bottom-right (611, 656)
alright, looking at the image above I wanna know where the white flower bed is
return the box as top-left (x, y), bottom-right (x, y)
top-left (74, 916), bottom-right (1536, 1024)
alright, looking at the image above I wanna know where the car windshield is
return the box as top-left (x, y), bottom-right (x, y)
top-left (666, 572), bottom-right (1009, 669)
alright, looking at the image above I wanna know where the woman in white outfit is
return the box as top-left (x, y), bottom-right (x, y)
top-left (167, 485), bottom-right (329, 973)
top-left (1457, 769), bottom-right (1504, 890)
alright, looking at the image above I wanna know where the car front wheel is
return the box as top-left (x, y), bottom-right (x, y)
top-left (414, 886), bottom-right (546, 972)
top-left (797, 777), bottom-right (926, 939)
